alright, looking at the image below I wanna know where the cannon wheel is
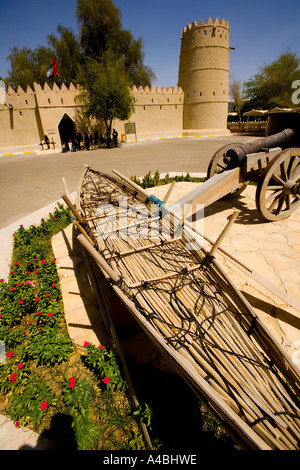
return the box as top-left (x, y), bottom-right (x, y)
top-left (207, 143), bottom-right (249, 199)
top-left (256, 148), bottom-right (300, 221)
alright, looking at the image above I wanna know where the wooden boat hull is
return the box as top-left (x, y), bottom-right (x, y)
top-left (73, 166), bottom-right (300, 450)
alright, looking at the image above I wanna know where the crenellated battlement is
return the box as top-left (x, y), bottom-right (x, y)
top-left (131, 85), bottom-right (183, 94)
top-left (5, 81), bottom-right (79, 96)
top-left (181, 17), bottom-right (229, 36)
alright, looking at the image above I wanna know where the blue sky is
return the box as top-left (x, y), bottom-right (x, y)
top-left (0, 0), bottom-right (299, 87)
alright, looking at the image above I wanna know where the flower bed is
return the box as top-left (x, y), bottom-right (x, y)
top-left (0, 204), bottom-right (147, 450)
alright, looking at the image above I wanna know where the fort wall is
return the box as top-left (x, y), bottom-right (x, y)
top-left (129, 86), bottom-right (184, 134)
top-left (0, 16), bottom-right (230, 150)
top-left (0, 86), bottom-right (41, 147)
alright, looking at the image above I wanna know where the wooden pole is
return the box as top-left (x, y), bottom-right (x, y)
top-left (62, 194), bottom-right (85, 224)
top-left (62, 177), bottom-right (71, 202)
top-left (163, 180), bottom-right (176, 203)
top-left (209, 211), bottom-right (239, 256)
top-left (77, 234), bottom-right (121, 284)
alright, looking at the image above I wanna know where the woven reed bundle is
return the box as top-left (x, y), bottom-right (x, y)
top-left (75, 166), bottom-right (300, 450)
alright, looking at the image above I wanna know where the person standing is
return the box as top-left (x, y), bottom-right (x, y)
top-left (84, 133), bottom-right (90, 150)
top-left (112, 129), bottom-right (118, 147)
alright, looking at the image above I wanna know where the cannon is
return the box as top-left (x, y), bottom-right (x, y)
top-left (173, 128), bottom-right (300, 222)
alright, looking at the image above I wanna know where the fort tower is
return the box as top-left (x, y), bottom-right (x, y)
top-left (178, 17), bottom-right (230, 131)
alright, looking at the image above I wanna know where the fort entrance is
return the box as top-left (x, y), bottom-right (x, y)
top-left (58, 113), bottom-right (76, 145)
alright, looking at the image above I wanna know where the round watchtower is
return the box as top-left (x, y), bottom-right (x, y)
top-left (178, 17), bottom-right (230, 131)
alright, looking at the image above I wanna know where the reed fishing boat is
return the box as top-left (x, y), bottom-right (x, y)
top-left (65, 165), bottom-right (300, 450)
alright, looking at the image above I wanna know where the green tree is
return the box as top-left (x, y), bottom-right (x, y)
top-left (76, 0), bottom-right (155, 87)
top-left (77, 0), bottom-right (121, 57)
top-left (47, 25), bottom-right (82, 85)
top-left (229, 75), bottom-right (244, 122)
top-left (77, 53), bottom-right (135, 147)
top-left (244, 51), bottom-right (300, 109)
top-left (5, 46), bottom-right (53, 90)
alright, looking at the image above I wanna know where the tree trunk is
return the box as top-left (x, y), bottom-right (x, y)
top-left (105, 119), bottom-right (113, 148)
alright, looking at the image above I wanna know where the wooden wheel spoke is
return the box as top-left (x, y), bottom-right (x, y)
top-left (265, 189), bottom-right (283, 205)
top-left (265, 185), bottom-right (283, 191)
top-left (276, 194), bottom-right (285, 215)
top-left (280, 161), bottom-right (288, 182)
top-left (256, 148), bottom-right (300, 221)
top-left (272, 173), bottom-right (285, 185)
top-left (268, 194), bottom-right (281, 212)
top-left (216, 163), bottom-right (226, 171)
top-left (287, 156), bottom-right (297, 179)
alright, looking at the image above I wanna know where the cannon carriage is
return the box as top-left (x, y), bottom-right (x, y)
top-left (175, 125), bottom-right (300, 222)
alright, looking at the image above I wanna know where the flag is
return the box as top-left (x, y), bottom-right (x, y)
top-left (47, 57), bottom-right (59, 79)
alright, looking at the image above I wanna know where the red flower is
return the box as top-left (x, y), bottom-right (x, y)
top-left (48, 312), bottom-right (53, 317)
top-left (42, 260), bottom-right (47, 264)
top-left (69, 377), bottom-right (76, 388)
top-left (10, 287), bottom-right (14, 291)
top-left (34, 269), bottom-right (38, 274)
top-left (34, 297), bottom-right (39, 302)
top-left (36, 311), bottom-right (41, 316)
top-left (9, 373), bottom-right (17, 384)
top-left (19, 300), bottom-right (23, 305)
top-left (17, 364), bottom-right (24, 370)
top-left (40, 402), bottom-right (48, 410)
top-left (6, 352), bottom-right (13, 359)
top-left (15, 421), bottom-right (19, 428)
top-left (100, 345), bottom-right (105, 350)
top-left (104, 377), bottom-right (110, 385)
top-left (45, 293), bottom-right (50, 297)
top-left (84, 341), bottom-right (89, 347)
top-left (0, 279), bottom-right (4, 282)
top-left (14, 262), bottom-right (18, 266)
top-left (16, 283), bottom-right (22, 286)
top-left (51, 283), bottom-right (56, 288)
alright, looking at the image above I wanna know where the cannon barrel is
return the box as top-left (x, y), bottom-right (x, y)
top-left (224, 128), bottom-right (294, 167)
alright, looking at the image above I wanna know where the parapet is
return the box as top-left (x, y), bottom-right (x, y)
top-left (181, 17), bottom-right (229, 36)
top-left (131, 85), bottom-right (183, 94)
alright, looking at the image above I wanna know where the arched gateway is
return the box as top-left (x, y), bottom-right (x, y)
top-left (58, 113), bottom-right (76, 145)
